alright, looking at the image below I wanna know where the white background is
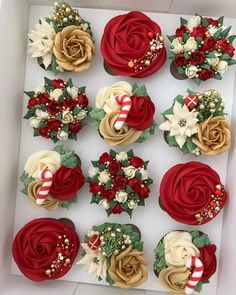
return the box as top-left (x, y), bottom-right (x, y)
top-left (9, 5), bottom-right (236, 295)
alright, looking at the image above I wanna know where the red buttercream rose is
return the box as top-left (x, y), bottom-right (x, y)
top-left (102, 189), bottom-right (116, 200)
top-left (126, 95), bottom-right (155, 131)
top-left (46, 119), bottom-right (61, 131)
top-left (139, 184), bottom-right (150, 199)
top-left (52, 79), bottom-right (64, 89)
top-left (12, 218), bottom-right (79, 282)
top-left (38, 93), bottom-right (50, 104)
top-left (130, 156), bottom-right (144, 168)
top-left (64, 97), bottom-right (77, 109)
top-left (112, 175), bottom-right (127, 190)
top-left (39, 127), bottom-right (49, 138)
top-left (77, 94), bottom-right (88, 107)
top-left (89, 183), bottom-right (103, 194)
top-left (112, 203), bottom-right (123, 214)
top-left (218, 39), bottom-right (235, 57)
top-left (201, 37), bottom-right (216, 51)
top-left (207, 18), bottom-right (218, 27)
top-left (199, 244), bottom-right (217, 281)
top-left (175, 53), bottom-right (188, 67)
top-left (69, 121), bottom-right (82, 135)
top-left (47, 100), bottom-right (62, 115)
top-left (101, 11), bottom-right (166, 78)
top-left (199, 69), bottom-right (214, 81)
top-left (191, 50), bottom-right (206, 65)
top-left (128, 178), bottom-right (141, 194)
top-left (176, 25), bottom-right (187, 37)
top-left (99, 152), bottom-right (112, 164)
top-left (108, 160), bottom-right (121, 175)
top-left (159, 161), bottom-right (227, 225)
top-left (27, 97), bottom-right (38, 109)
top-left (191, 26), bottom-right (207, 38)
top-left (50, 165), bottom-right (84, 201)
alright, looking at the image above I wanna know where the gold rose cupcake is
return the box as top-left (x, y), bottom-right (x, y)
top-left (77, 223), bottom-right (148, 289)
top-left (28, 1), bottom-right (95, 74)
top-left (154, 230), bottom-right (218, 295)
top-left (159, 89), bottom-right (231, 156)
top-left (90, 81), bottom-right (156, 146)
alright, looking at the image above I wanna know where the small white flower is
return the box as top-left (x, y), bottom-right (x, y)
top-left (128, 200), bottom-right (138, 210)
top-left (57, 130), bottom-right (68, 141)
top-left (77, 110), bottom-right (87, 120)
top-left (123, 166), bottom-right (136, 179)
top-left (185, 65), bottom-right (198, 78)
top-left (140, 168), bottom-right (149, 180)
top-left (159, 100), bottom-right (199, 148)
top-left (29, 117), bottom-right (40, 128)
top-left (88, 164), bottom-right (99, 178)
top-left (217, 60), bottom-right (228, 74)
top-left (208, 25), bottom-right (219, 36)
top-left (115, 151), bottom-right (128, 161)
top-left (67, 86), bottom-right (78, 99)
top-left (98, 199), bottom-right (110, 210)
top-left (170, 38), bottom-right (183, 54)
top-left (28, 19), bottom-right (56, 69)
top-left (62, 110), bottom-right (74, 123)
top-left (186, 15), bottom-right (201, 32)
top-left (34, 84), bottom-right (45, 94)
top-left (50, 88), bottom-right (63, 100)
top-left (183, 37), bottom-right (197, 52)
top-left (115, 191), bottom-right (128, 203)
top-left (36, 109), bottom-right (48, 119)
top-left (207, 57), bottom-right (220, 67)
top-left (98, 171), bottom-right (110, 184)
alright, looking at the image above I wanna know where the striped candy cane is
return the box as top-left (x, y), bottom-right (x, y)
top-left (36, 169), bottom-right (53, 205)
top-left (185, 256), bottom-right (204, 295)
top-left (114, 94), bottom-right (132, 130)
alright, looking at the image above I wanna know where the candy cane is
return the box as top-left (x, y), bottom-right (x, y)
top-left (114, 94), bottom-right (132, 130)
top-left (36, 169), bottom-right (53, 205)
top-left (185, 256), bottom-right (204, 295)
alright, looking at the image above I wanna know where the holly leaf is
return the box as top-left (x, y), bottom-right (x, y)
top-left (109, 149), bottom-right (117, 158)
top-left (127, 150), bottom-right (134, 158)
top-left (180, 17), bottom-right (187, 26)
top-left (133, 240), bottom-right (143, 251)
top-left (193, 233), bottom-right (210, 248)
top-left (214, 28), bottom-right (223, 40)
top-left (24, 109), bottom-right (36, 119)
top-left (132, 83), bottom-right (148, 96)
top-left (20, 172), bottom-right (34, 188)
top-left (228, 34), bottom-right (236, 44)
top-left (55, 113), bottom-right (62, 120)
top-left (228, 59), bottom-right (236, 66)
top-left (221, 53), bottom-right (231, 60)
top-left (167, 35), bottom-right (176, 42)
top-left (60, 195), bottom-right (78, 208)
top-left (24, 91), bottom-right (35, 97)
top-left (221, 26), bottom-right (232, 38)
top-left (67, 78), bottom-right (73, 87)
top-left (192, 77), bottom-right (201, 85)
top-left (162, 106), bottom-right (173, 118)
top-left (89, 108), bottom-right (105, 121)
top-left (217, 16), bottom-right (224, 26)
top-left (200, 63), bottom-right (211, 69)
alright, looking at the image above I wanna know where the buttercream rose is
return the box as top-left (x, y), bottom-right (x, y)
top-left (164, 231), bottom-right (199, 267)
top-left (185, 65), bottom-right (198, 78)
top-left (108, 245), bottom-right (148, 288)
top-left (50, 165), bottom-right (84, 200)
top-left (183, 37), bottom-right (197, 52)
top-left (171, 39), bottom-right (184, 54)
top-left (126, 95), bottom-right (155, 131)
top-left (28, 179), bottom-right (60, 211)
top-left (96, 81), bottom-right (132, 113)
top-left (159, 266), bottom-right (191, 295)
top-left (192, 116), bottom-right (231, 155)
top-left (24, 150), bottom-right (61, 177)
top-left (53, 26), bottom-right (95, 72)
top-left (101, 11), bottom-right (166, 78)
top-left (123, 166), bottom-right (136, 179)
top-left (199, 244), bottom-right (217, 281)
top-left (218, 38), bottom-right (235, 57)
top-left (159, 161), bottom-right (227, 225)
top-left (99, 110), bottom-right (142, 146)
top-left (12, 218), bottom-right (79, 281)
top-left (198, 69), bottom-right (214, 81)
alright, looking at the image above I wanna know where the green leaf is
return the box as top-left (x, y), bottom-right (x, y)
top-left (78, 86), bottom-right (86, 94)
top-left (60, 195), bottom-right (78, 208)
top-left (127, 150), bottom-right (134, 158)
top-left (166, 134), bottom-right (178, 147)
top-left (175, 95), bottom-right (184, 104)
top-left (181, 143), bottom-right (190, 154)
top-left (228, 34), bottom-right (236, 44)
top-left (177, 66), bottom-right (185, 76)
top-left (221, 53), bottom-right (231, 60)
top-left (214, 28), bottom-right (222, 40)
top-left (89, 108), bottom-right (105, 121)
top-left (24, 91), bottom-right (35, 97)
top-left (183, 32), bottom-right (189, 43)
top-left (205, 52), bottom-right (216, 58)
top-left (132, 83), bottom-right (148, 96)
top-left (167, 35), bottom-right (176, 42)
top-left (187, 88), bottom-right (196, 96)
top-left (228, 59), bottom-right (236, 66)
top-left (183, 52), bottom-right (190, 59)
top-left (106, 273), bottom-right (114, 286)
top-left (20, 172), bottom-right (34, 188)
top-left (24, 109), bottom-right (36, 119)
top-left (133, 240), bottom-right (143, 251)
top-left (136, 121), bottom-right (157, 143)
top-left (186, 137), bottom-right (197, 152)
top-left (67, 78), bottom-right (73, 87)
top-left (200, 63), bottom-right (211, 69)
top-left (162, 106), bottom-right (173, 118)
top-left (105, 181), bottom-right (112, 190)
top-left (217, 16), bottom-right (224, 26)
top-left (193, 233), bottom-right (210, 248)
top-left (33, 128), bottom-right (40, 137)
top-left (192, 77), bottom-right (201, 85)
top-left (195, 280), bottom-right (209, 293)
top-left (143, 161), bottom-right (149, 169)
top-left (21, 187), bottom-right (28, 194)
top-left (50, 55), bottom-right (60, 75)
top-left (58, 95), bottom-right (64, 103)
top-left (54, 145), bottom-right (79, 168)
top-left (37, 104), bottom-right (47, 111)
top-left (146, 178), bottom-right (153, 185)
top-left (180, 17), bottom-right (187, 26)
top-left (214, 74), bottom-right (222, 80)
top-left (168, 50), bottom-right (176, 60)
top-left (190, 230), bottom-right (201, 239)
top-left (121, 159), bottom-right (130, 167)
top-left (221, 26), bottom-right (232, 38)
top-left (201, 17), bottom-right (208, 27)
top-left (73, 107), bottom-right (81, 115)
top-left (44, 77), bottom-right (52, 85)
top-left (125, 185), bottom-right (132, 194)
top-left (109, 149), bottom-right (117, 158)
top-left (55, 113), bottom-right (62, 120)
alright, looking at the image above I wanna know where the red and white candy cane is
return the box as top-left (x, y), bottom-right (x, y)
top-left (185, 256), bottom-right (204, 295)
top-left (36, 168), bottom-right (53, 205)
top-left (114, 94), bottom-right (132, 130)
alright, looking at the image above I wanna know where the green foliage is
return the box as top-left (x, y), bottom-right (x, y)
top-left (20, 172), bottom-right (35, 195)
top-left (24, 108), bottom-right (36, 119)
top-left (132, 83), bottom-right (148, 96)
top-left (180, 17), bottom-right (187, 26)
top-left (167, 35), bottom-right (176, 42)
top-left (190, 230), bottom-right (210, 248)
top-left (60, 195), bottom-right (78, 208)
top-left (136, 121), bottom-right (157, 143)
top-left (24, 91), bottom-right (35, 97)
top-left (195, 280), bottom-right (210, 293)
top-left (153, 239), bottom-right (167, 273)
top-left (54, 145), bottom-right (79, 168)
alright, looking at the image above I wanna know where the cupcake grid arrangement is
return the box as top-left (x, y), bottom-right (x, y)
top-left (12, 2), bottom-right (236, 294)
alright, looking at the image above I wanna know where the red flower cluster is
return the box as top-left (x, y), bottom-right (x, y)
top-left (88, 150), bottom-right (153, 217)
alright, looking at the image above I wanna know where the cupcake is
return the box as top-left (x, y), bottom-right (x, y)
top-left (159, 89), bottom-right (231, 156)
top-left (24, 77), bottom-right (91, 142)
top-left (12, 218), bottom-right (79, 281)
top-left (168, 14), bottom-right (236, 84)
top-left (77, 222), bottom-right (148, 288)
top-left (101, 11), bottom-right (166, 78)
top-left (159, 161), bottom-right (227, 225)
top-left (90, 81), bottom-right (156, 146)
top-left (154, 230), bottom-right (217, 294)
top-left (20, 146), bottom-right (84, 210)
top-left (28, 1), bottom-right (95, 74)
top-left (87, 150), bottom-right (153, 217)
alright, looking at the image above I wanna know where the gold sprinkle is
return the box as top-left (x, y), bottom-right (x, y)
top-left (128, 60), bottom-right (134, 68)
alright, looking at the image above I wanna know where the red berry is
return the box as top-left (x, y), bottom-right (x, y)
top-left (215, 189), bottom-right (222, 196)
top-left (210, 200), bottom-right (216, 208)
top-left (65, 249), bottom-right (70, 256)
top-left (56, 246), bottom-right (62, 253)
top-left (147, 31), bottom-right (154, 39)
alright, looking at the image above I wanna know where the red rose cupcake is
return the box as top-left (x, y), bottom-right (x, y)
top-left (20, 146), bottom-right (84, 210)
top-left (101, 11), bottom-right (166, 78)
top-left (159, 161), bottom-right (227, 225)
top-left (87, 150), bottom-right (153, 217)
top-left (154, 230), bottom-right (217, 294)
top-left (12, 218), bottom-right (79, 281)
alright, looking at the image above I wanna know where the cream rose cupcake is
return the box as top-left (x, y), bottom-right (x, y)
top-left (90, 81), bottom-right (156, 146)
top-left (154, 230), bottom-right (217, 294)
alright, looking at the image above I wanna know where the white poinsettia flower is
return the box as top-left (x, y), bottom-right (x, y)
top-left (159, 101), bottom-right (199, 148)
top-left (28, 19), bottom-right (56, 69)
top-left (77, 243), bottom-right (108, 281)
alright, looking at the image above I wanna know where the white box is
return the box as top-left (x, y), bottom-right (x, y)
top-left (0, 1), bottom-right (236, 295)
